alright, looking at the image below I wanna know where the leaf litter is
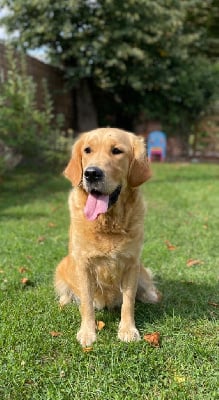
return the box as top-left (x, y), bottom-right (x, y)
top-left (143, 332), bottom-right (160, 347)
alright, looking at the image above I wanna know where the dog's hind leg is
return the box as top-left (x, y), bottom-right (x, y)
top-left (136, 265), bottom-right (162, 304)
top-left (55, 256), bottom-right (79, 306)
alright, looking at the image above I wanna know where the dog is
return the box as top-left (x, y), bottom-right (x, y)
top-left (55, 128), bottom-right (160, 347)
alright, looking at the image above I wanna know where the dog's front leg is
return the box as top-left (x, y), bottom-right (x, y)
top-left (76, 266), bottom-right (96, 347)
top-left (118, 264), bottom-right (141, 342)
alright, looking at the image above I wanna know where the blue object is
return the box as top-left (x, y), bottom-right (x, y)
top-left (147, 131), bottom-right (167, 161)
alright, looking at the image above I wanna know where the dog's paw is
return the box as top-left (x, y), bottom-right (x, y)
top-left (76, 328), bottom-right (96, 347)
top-left (118, 325), bottom-right (141, 342)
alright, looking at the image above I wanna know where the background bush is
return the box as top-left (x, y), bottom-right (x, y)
top-left (0, 47), bottom-right (73, 174)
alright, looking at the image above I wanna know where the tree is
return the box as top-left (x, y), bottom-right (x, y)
top-left (1, 0), bottom-right (218, 135)
top-left (185, 0), bottom-right (219, 60)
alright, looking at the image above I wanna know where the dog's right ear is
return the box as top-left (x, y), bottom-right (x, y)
top-left (64, 138), bottom-right (82, 186)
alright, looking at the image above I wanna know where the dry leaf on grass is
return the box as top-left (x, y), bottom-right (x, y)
top-left (208, 301), bottom-right (219, 308)
top-left (83, 347), bottom-right (93, 353)
top-left (26, 255), bottom-right (33, 260)
top-left (96, 320), bottom-right (105, 331)
top-left (60, 370), bottom-right (65, 378)
top-left (143, 332), bottom-right (160, 347)
top-left (51, 205), bottom-right (61, 212)
top-left (186, 259), bottom-right (203, 267)
top-left (174, 374), bottom-right (186, 383)
top-left (49, 331), bottom-right (62, 337)
top-left (24, 380), bottom-right (35, 386)
top-left (21, 277), bottom-right (29, 285)
top-left (48, 222), bottom-right (57, 228)
top-left (37, 236), bottom-right (46, 243)
top-left (19, 267), bottom-right (28, 273)
top-left (165, 240), bottom-right (177, 250)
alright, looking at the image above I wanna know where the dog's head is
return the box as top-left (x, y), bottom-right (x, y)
top-left (64, 128), bottom-right (151, 220)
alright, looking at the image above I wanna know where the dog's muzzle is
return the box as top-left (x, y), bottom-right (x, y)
top-left (84, 167), bottom-right (104, 183)
top-left (83, 166), bottom-right (122, 221)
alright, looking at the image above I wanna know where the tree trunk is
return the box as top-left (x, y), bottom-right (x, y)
top-left (76, 79), bottom-right (98, 133)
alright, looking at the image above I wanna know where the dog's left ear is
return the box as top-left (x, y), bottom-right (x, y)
top-left (64, 137), bottom-right (83, 186)
top-left (128, 136), bottom-right (151, 187)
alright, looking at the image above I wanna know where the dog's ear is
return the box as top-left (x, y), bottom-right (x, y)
top-left (64, 138), bottom-right (83, 186)
top-left (128, 136), bottom-right (151, 187)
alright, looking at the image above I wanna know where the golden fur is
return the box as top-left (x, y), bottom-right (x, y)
top-left (55, 128), bottom-right (160, 347)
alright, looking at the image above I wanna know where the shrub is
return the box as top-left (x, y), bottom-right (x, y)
top-left (0, 139), bottom-right (22, 175)
top-left (0, 47), bottom-right (73, 172)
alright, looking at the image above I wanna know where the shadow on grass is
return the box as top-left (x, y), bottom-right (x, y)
top-left (72, 278), bottom-right (218, 333)
top-left (135, 278), bottom-right (219, 328)
top-left (0, 168), bottom-right (70, 214)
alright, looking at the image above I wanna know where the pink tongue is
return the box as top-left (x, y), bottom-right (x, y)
top-left (84, 193), bottom-right (109, 221)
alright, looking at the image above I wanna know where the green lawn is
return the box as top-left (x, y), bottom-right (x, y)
top-left (0, 163), bottom-right (218, 400)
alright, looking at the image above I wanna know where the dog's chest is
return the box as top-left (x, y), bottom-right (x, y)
top-left (91, 252), bottom-right (130, 288)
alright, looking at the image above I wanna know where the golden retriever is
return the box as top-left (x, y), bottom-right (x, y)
top-left (55, 128), bottom-right (160, 347)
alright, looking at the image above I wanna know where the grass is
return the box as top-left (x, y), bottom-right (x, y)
top-left (0, 163), bottom-right (218, 400)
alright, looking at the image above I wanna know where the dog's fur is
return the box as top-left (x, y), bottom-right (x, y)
top-left (55, 128), bottom-right (160, 347)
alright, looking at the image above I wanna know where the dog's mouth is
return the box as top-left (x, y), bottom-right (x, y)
top-left (84, 186), bottom-right (122, 221)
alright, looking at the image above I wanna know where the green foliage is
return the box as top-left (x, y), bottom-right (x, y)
top-left (186, 0), bottom-right (219, 60)
top-left (0, 47), bottom-right (72, 170)
top-left (142, 57), bottom-right (219, 128)
top-left (1, 0), bottom-right (218, 132)
top-left (0, 49), bottom-right (41, 156)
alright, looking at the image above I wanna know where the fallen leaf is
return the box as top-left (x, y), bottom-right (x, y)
top-left (48, 222), bottom-right (57, 228)
top-left (143, 332), bottom-right (160, 347)
top-left (19, 267), bottom-right (28, 273)
top-left (24, 380), bottom-right (35, 386)
top-left (49, 331), bottom-right (62, 337)
top-left (186, 259), bottom-right (203, 267)
top-left (208, 301), bottom-right (219, 308)
top-left (51, 205), bottom-right (61, 212)
top-left (60, 370), bottom-right (65, 378)
top-left (165, 240), bottom-right (177, 250)
top-left (96, 320), bottom-right (105, 331)
top-left (26, 255), bottom-right (33, 260)
top-left (83, 347), bottom-right (93, 353)
top-left (21, 277), bottom-right (29, 285)
top-left (174, 374), bottom-right (186, 383)
top-left (37, 236), bottom-right (46, 243)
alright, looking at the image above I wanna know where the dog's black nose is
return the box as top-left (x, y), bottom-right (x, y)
top-left (84, 167), bottom-right (104, 182)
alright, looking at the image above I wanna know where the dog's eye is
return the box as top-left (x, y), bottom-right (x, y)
top-left (84, 147), bottom-right (91, 154)
top-left (112, 147), bottom-right (123, 155)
